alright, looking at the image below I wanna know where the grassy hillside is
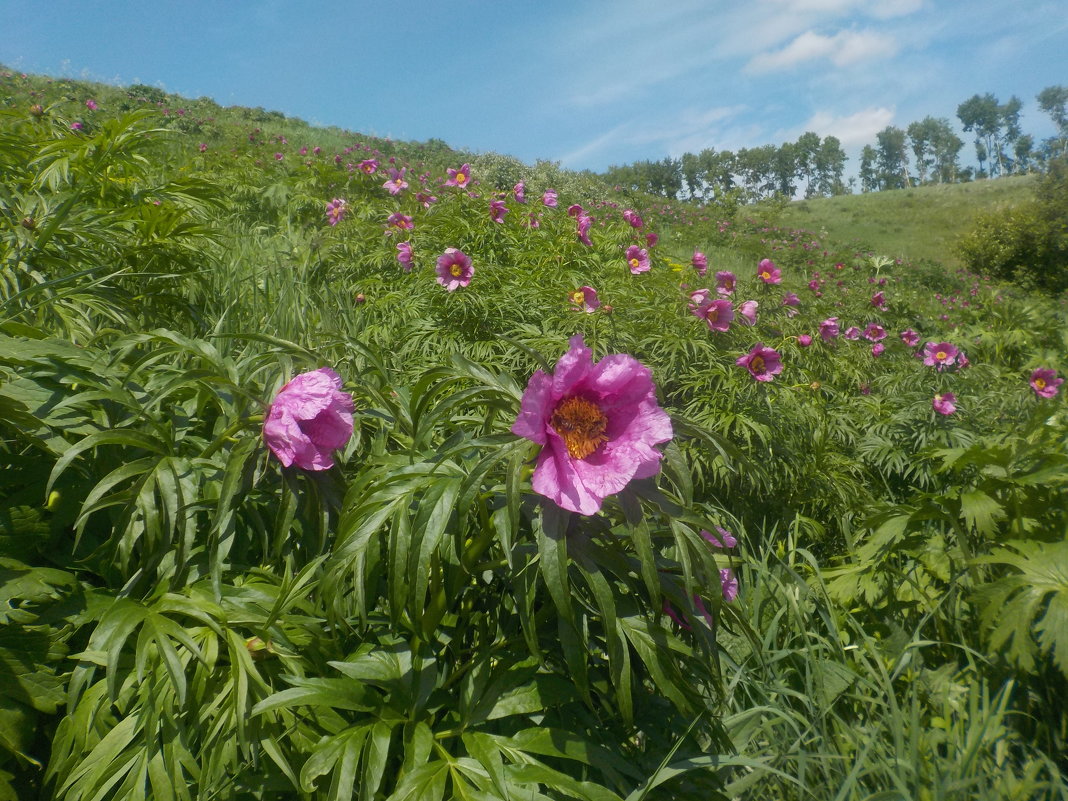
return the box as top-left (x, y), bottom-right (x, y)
top-left (774, 176), bottom-right (1039, 268)
top-left (2, 68), bottom-right (1067, 801)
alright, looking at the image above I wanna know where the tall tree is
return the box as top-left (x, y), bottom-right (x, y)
top-left (958, 93), bottom-right (1001, 177)
top-left (1037, 85), bottom-right (1068, 159)
top-left (794, 132), bottom-right (822, 197)
top-left (814, 136), bottom-right (848, 196)
top-left (859, 145), bottom-right (878, 192)
top-left (875, 126), bottom-right (910, 189)
top-left (930, 122), bottom-right (964, 183)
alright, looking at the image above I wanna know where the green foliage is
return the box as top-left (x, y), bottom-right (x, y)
top-left (1, 67), bottom-right (1067, 800)
top-left (956, 158), bottom-right (1068, 293)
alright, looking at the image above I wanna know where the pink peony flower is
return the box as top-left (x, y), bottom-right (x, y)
top-left (694, 299), bottom-right (734, 332)
top-left (864, 323), bottom-right (886, 341)
top-left (736, 343), bottom-right (783, 382)
top-left (756, 258), bottom-right (782, 284)
top-left (872, 342), bottom-right (885, 357)
top-left (737, 300), bottom-right (758, 326)
top-left (489, 200), bottom-right (508, 223)
top-left (646, 232), bottom-right (659, 248)
top-left (577, 213), bottom-right (593, 246)
top-left (901, 329), bottom-right (920, 346)
top-left (568, 286), bottom-right (601, 314)
top-left (933, 392), bottom-right (956, 416)
top-left (844, 326), bottom-right (861, 340)
top-left (692, 250), bottom-right (708, 277)
top-left (325, 198), bottom-right (348, 226)
top-left (871, 290), bottom-right (888, 310)
top-left (387, 212), bottom-right (413, 230)
top-left (513, 181), bottom-right (526, 203)
top-left (436, 248), bottom-right (473, 291)
top-left (445, 163), bottom-right (471, 188)
top-left (85, 98), bottom-right (98, 111)
top-left (542, 189), bottom-right (558, 207)
top-left (625, 245), bottom-right (650, 274)
top-left (396, 242), bottom-right (414, 272)
top-left (263, 368), bottom-right (354, 471)
top-left (511, 335), bottom-right (673, 515)
top-left (702, 526), bottom-right (737, 548)
top-left (719, 568), bottom-right (739, 602)
top-left (1030, 368), bottom-right (1064, 398)
top-left (923, 341), bottom-right (959, 370)
top-left (797, 334), bottom-right (813, 347)
top-left (383, 167), bottom-right (408, 195)
top-left (358, 158), bottom-right (378, 174)
top-left (198, 142), bottom-right (208, 153)
top-left (623, 209), bottom-right (644, 228)
top-left (567, 203), bottom-right (584, 217)
top-left (715, 271), bottom-right (736, 296)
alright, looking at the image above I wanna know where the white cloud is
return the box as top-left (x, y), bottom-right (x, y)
top-left (746, 29), bottom-right (898, 72)
top-left (803, 106), bottom-right (896, 148)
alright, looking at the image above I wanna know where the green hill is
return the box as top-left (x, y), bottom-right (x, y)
top-left (773, 175), bottom-right (1039, 268)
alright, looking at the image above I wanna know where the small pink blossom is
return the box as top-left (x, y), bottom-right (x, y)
top-left (845, 326), bottom-right (861, 340)
top-left (923, 341), bottom-right (959, 370)
top-left (387, 212), bottom-right (413, 230)
top-left (798, 334), bottom-right (813, 347)
top-left (626, 245), bottom-right (650, 274)
top-left (85, 98), bottom-right (98, 111)
top-left (720, 568), bottom-right (739, 602)
top-left (692, 250), bottom-right (708, 277)
top-left (577, 213), bottom-right (593, 246)
top-left (702, 526), bottom-right (737, 548)
top-left (715, 271), bottom-right (736, 296)
top-left (901, 329), bottom-right (920, 347)
top-left (325, 198), bottom-right (348, 226)
top-left (542, 189), bottom-right (558, 207)
top-left (872, 342), bottom-right (885, 357)
top-left (513, 181), bottom-right (526, 203)
top-left (489, 200), bottom-right (508, 223)
top-left (694, 299), bottom-right (734, 332)
top-left (263, 368), bottom-right (354, 471)
top-left (358, 158), bottom-right (379, 174)
top-left (933, 392), bottom-right (956, 416)
top-left (1030, 368), bottom-right (1063, 398)
top-left (568, 286), bottom-right (601, 314)
top-left (819, 317), bottom-right (839, 341)
top-left (864, 323), bottom-right (886, 341)
top-left (383, 167), bottom-right (408, 195)
top-left (623, 209), bottom-right (644, 228)
top-left (445, 163), bottom-right (471, 188)
top-left (736, 343), bottom-right (782, 382)
top-left (646, 232), bottom-right (659, 247)
top-left (396, 242), bottom-right (414, 272)
top-left (436, 248), bottom-right (473, 291)
top-left (756, 258), bottom-right (782, 284)
top-left (737, 300), bottom-right (758, 326)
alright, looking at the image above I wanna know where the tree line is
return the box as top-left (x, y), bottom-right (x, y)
top-left (602, 86), bottom-right (1068, 201)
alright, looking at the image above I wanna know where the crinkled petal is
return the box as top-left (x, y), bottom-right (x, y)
top-left (552, 335), bottom-right (593, 397)
top-left (511, 370), bottom-right (553, 443)
top-left (531, 441), bottom-right (604, 515)
top-left (263, 408), bottom-right (303, 467)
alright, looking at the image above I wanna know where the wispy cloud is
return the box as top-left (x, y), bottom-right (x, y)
top-left (747, 29), bottom-right (898, 73)
top-left (803, 106), bottom-right (896, 148)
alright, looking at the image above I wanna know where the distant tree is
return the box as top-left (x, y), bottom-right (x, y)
top-left (698, 148), bottom-right (736, 200)
top-left (999, 96), bottom-right (1023, 175)
top-left (1014, 134), bottom-right (1035, 174)
top-left (794, 132), bottom-right (822, 197)
top-left (958, 93), bottom-right (1001, 176)
top-left (907, 117), bottom-right (937, 183)
top-left (771, 142), bottom-right (799, 197)
top-left (680, 151), bottom-right (703, 200)
top-left (930, 121), bottom-right (964, 183)
top-left (814, 136), bottom-right (848, 195)
top-left (1037, 85), bottom-right (1068, 159)
top-left (859, 145), bottom-right (878, 192)
top-left (875, 126), bottom-right (910, 189)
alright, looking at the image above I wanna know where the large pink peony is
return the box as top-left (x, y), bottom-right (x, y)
top-left (263, 368), bottom-right (354, 470)
top-left (511, 335), bottom-right (673, 515)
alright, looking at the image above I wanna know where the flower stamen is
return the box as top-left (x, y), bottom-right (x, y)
top-left (551, 396), bottom-right (609, 459)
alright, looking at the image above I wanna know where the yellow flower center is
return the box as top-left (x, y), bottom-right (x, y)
top-left (750, 356), bottom-right (765, 373)
top-left (760, 271), bottom-right (770, 279)
top-left (936, 351), bottom-right (947, 360)
top-left (457, 173), bottom-right (466, 184)
top-left (571, 291), bottom-right (585, 304)
top-left (629, 258), bottom-right (640, 269)
top-left (1035, 378), bottom-right (1046, 389)
top-left (450, 264), bottom-right (463, 277)
top-left (551, 396), bottom-right (609, 460)
top-left (707, 307), bottom-right (719, 322)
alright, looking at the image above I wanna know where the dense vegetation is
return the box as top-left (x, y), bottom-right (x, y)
top-left (2, 70), bottom-right (1067, 801)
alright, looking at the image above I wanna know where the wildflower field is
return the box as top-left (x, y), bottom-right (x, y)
top-left (2, 72), bottom-right (1067, 801)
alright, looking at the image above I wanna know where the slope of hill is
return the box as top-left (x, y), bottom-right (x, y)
top-left (773, 175), bottom-right (1039, 268)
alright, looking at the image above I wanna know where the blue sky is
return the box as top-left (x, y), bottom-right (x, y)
top-left (2, 1), bottom-right (1066, 174)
